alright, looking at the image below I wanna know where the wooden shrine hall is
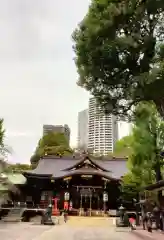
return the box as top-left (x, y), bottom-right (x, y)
top-left (23, 155), bottom-right (127, 216)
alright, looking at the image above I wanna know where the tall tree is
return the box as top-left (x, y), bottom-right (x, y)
top-left (121, 102), bottom-right (164, 202)
top-left (130, 102), bottom-right (164, 182)
top-left (73, 0), bottom-right (164, 116)
top-left (0, 120), bottom-right (17, 202)
top-left (120, 102), bottom-right (164, 201)
top-left (0, 119), bottom-right (11, 156)
top-left (114, 135), bottom-right (133, 157)
top-left (30, 132), bottom-right (73, 165)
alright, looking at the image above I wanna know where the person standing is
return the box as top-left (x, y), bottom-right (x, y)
top-left (153, 204), bottom-right (160, 230)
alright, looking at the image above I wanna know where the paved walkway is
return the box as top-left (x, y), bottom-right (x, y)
top-left (34, 225), bottom-right (140, 240)
top-left (131, 228), bottom-right (164, 240)
top-left (67, 216), bottom-right (114, 227)
top-left (1, 217), bottom-right (163, 240)
top-left (0, 222), bottom-right (51, 240)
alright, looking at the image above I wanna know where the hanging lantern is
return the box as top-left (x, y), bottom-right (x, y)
top-left (64, 192), bottom-right (70, 201)
top-left (69, 201), bottom-right (73, 210)
top-left (103, 192), bottom-right (108, 202)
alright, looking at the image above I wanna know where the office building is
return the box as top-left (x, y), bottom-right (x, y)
top-left (77, 109), bottom-right (88, 150)
top-left (88, 97), bottom-right (118, 155)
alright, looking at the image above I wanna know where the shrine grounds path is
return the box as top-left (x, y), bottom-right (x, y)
top-left (0, 217), bottom-right (163, 240)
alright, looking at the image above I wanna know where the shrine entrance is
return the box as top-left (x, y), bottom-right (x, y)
top-left (79, 188), bottom-right (92, 216)
top-left (75, 186), bottom-right (103, 216)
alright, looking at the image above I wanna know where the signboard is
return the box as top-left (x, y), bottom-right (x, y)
top-left (81, 175), bottom-right (93, 178)
top-left (63, 176), bottom-right (72, 181)
top-left (64, 192), bottom-right (70, 201)
top-left (103, 192), bottom-right (108, 202)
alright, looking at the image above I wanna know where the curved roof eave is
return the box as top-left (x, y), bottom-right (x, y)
top-left (53, 171), bottom-right (120, 181)
top-left (23, 171), bottom-right (120, 181)
top-left (23, 172), bottom-right (52, 179)
top-left (62, 156), bottom-right (109, 172)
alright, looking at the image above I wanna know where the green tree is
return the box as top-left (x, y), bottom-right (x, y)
top-left (0, 119), bottom-right (11, 156)
top-left (0, 120), bottom-right (19, 202)
top-left (121, 164), bottom-right (155, 202)
top-left (121, 102), bottom-right (164, 200)
top-left (114, 135), bottom-right (133, 157)
top-left (73, 0), bottom-right (164, 116)
top-left (30, 132), bottom-right (73, 165)
top-left (30, 154), bottom-right (40, 167)
top-left (38, 132), bottom-right (69, 149)
top-left (0, 160), bottom-right (19, 202)
top-left (121, 172), bottom-right (141, 202)
top-left (7, 163), bottom-right (32, 173)
top-left (131, 102), bottom-right (164, 182)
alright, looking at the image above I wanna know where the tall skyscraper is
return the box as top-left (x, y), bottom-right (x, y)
top-left (43, 124), bottom-right (70, 144)
top-left (88, 97), bottom-right (118, 155)
top-left (77, 109), bottom-right (88, 150)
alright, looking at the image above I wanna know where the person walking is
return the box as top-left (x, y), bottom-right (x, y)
top-left (63, 208), bottom-right (68, 223)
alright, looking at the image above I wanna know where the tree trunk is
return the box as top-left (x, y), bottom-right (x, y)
top-left (154, 162), bottom-right (162, 182)
top-left (154, 99), bottom-right (164, 118)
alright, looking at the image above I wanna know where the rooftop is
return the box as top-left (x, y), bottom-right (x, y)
top-left (24, 155), bottom-right (128, 180)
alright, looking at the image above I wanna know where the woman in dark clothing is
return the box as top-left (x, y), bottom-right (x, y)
top-left (63, 209), bottom-right (68, 222)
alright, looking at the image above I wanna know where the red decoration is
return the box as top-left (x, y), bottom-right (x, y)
top-left (52, 197), bottom-right (59, 216)
top-left (64, 201), bottom-right (68, 210)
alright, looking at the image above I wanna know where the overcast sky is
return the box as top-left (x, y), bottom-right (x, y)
top-left (0, 0), bottom-right (130, 164)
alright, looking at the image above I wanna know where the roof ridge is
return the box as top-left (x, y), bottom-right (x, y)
top-left (41, 155), bottom-right (127, 161)
top-left (41, 155), bottom-right (82, 160)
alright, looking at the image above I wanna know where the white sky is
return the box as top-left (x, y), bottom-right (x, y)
top-left (0, 0), bottom-right (130, 163)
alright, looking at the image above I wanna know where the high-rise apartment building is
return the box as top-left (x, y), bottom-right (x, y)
top-left (88, 97), bottom-right (118, 155)
top-left (77, 109), bottom-right (88, 150)
top-left (43, 124), bottom-right (70, 144)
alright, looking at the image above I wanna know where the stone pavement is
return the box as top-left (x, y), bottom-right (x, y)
top-left (0, 222), bottom-right (51, 240)
top-left (1, 217), bottom-right (162, 240)
top-left (34, 225), bottom-right (140, 240)
top-left (131, 228), bottom-right (164, 240)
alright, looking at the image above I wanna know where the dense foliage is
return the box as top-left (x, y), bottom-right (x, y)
top-left (7, 163), bottom-right (32, 173)
top-left (121, 102), bottom-right (164, 201)
top-left (30, 132), bottom-right (73, 165)
top-left (0, 119), bottom-right (11, 156)
top-left (0, 120), bottom-right (18, 201)
top-left (114, 135), bottom-right (133, 157)
top-left (73, 0), bottom-right (164, 116)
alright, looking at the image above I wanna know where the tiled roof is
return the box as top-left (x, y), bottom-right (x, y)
top-left (24, 155), bottom-right (128, 180)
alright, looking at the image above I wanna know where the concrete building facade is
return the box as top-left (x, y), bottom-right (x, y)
top-left (77, 109), bottom-right (88, 150)
top-left (87, 97), bottom-right (118, 155)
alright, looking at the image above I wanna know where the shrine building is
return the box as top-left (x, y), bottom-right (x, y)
top-left (23, 155), bottom-right (127, 216)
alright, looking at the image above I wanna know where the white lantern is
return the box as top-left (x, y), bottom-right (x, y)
top-left (64, 192), bottom-right (70, 201)
top-left (103, 192), bottom-right (108, 202)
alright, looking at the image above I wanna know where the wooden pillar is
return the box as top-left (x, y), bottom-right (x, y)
top-left (52, 197), bottom-right (59, 216)
top-left (89, 193), bottom-right (92, 216)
